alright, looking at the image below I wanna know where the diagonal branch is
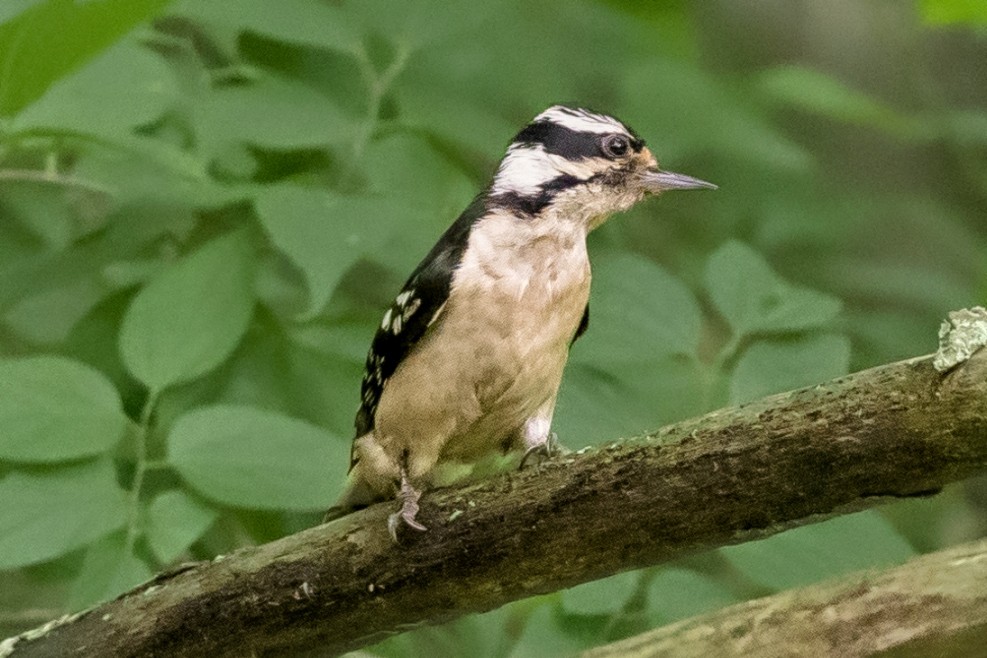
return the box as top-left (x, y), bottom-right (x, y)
top-left (4, 351), bottom-right (987, 657)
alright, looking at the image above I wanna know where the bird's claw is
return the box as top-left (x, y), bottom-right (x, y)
top-left (388, 471), bottom-right (428, 542)
top-left (387, 510), bottom-right (427, 542)
top-left (519, 432), bottom-right (563, 470)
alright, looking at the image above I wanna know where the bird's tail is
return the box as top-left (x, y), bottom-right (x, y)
top-left (322, 504), bottom-right (357, 523)
top-left (322, 470), bottom-right (382, 523)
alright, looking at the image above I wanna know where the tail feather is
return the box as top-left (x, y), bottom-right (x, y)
top-left (323, 471), bottom-right (384, 523)
top-left (322, 504), bottom-right (357, 523)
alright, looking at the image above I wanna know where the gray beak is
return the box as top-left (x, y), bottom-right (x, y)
top-left (640, 169), bottom-right (718, 193)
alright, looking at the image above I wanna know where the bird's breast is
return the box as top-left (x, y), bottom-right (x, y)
top-left (372, 212), bottom-right (592, 467)
top-left (452, 214), bottom-right (591, 353)
top-left (446, 215), bottom-right (591, 411)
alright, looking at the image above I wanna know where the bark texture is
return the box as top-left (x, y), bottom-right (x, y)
top-left (3, 352), bottom-right (987, 657)
top-left (581, 537), bottom-right (987, 658)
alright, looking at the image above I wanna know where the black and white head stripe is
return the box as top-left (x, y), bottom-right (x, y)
top-left (491, 105), bottom-right (645, 203)
top-left (523, 106), bottom-right (642, 143)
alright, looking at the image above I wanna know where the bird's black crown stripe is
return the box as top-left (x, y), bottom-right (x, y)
top-left (512, 120), bottom-right (646, 162)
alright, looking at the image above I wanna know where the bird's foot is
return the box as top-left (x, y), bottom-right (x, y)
top-left (387, 472), bottom-right (427, 542)
top-left (519, 432), bottom-right (565, 470)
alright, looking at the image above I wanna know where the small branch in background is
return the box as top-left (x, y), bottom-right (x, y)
top-left (0, 168), bottom-right (114, 196)
top-left (122, 392), bottom-right (160, 567)
top-left (581, 537), bottom-right (987, 658)
top-left (351, 41), bottom-right (413, 162)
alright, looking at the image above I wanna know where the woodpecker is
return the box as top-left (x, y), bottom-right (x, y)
top-left (335, 105), bottom-right (715, 539)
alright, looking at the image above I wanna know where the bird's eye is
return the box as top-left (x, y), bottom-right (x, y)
top-left (601, 134), bottom-right (630, 158)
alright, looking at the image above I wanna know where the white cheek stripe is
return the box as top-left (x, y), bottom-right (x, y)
top-left (492, 144), bottom-right (608, 196)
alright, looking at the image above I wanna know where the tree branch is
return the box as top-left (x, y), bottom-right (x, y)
top-left (4, 351), bottom-right (987, 657)
top-left (581, 537), bottom-right (987, 658)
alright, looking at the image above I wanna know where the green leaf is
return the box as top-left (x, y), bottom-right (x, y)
top-left (367, 606), bottom-right (513, 658)
top-left (362, 133), bottom-right (475, 215)
top-left (578, 252), bottom-right (703, 365)
top-left (0, 459), bottom-right (128, 569)
top-left (71, 139), bottom-right (242, 209)
top-left (511, 601), bottom-right (587, 657)
top-left (63, 291), bottom-right (140, 403)
top-left (555, 253), bottom-right (705, 444)
top-left (0, 0), bottom-right (174, 116)
top-left (119, 229), bottom-right (255, 392)
top-left (647, 567), bottom-right (738, 625)
top-left (0, 356), bottom-right (128, 462)
top-left (705, 241), bottom-right (841, 337)
top-left (67, 531), bottom-right (153, 610)
top-left (561, 571), bottom-right (638, 615)
top-left (11, 40), bottom-right (175, 137)
top-left (0, 0), bottom-right (45, 26)
top-left (349, 0), bottom-right (487, 50)
top-left (255, 186), bottom-right (415, 319)
top-left (146, 489), bottom-right (219, 563)
top-left (0, 179), bottom-right (75, 251)
top-left (392, 88), bottom-right (519, 156)
top-left (757, 288), bottom-right (844, 334)
top-left (623, 58), bottom-right (812, 170)
top-left (3, 280), bottom-right (106, 344)
top-left (825, 259), bottom-right (970, 313)
top-left (193, 75), bottom-right (354, 156)
top-left (720, 510), bottom-right (916, 591)
top-left (167, 405), bottom-right (340, 510)
top-left (555, 365), bottom-right (655, 447)
top-left (557, 357), bottom-right (705, 447)
top-left (286, 338), bottom-right (369, 437)
top-left (757, 66), bottom-right (915, 136)
top-left (942, 111), bottom-right (987, 145)
top-left (729, 335), bottom-right (851, 404)
top-left (706, 241), bottom-right (777, 334)
top-left (920, 0), bottom-right (987, 25)
top-left (173, 0), bottom-right (363, 55)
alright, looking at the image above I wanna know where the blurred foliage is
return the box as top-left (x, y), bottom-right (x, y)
top-left (1, 0), bottom-right (985, 654)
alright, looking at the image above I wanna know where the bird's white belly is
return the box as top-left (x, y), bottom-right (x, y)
top-left (441, 287), bottom-right (583, 459)
top-left (373, 226), bottom-right (591, 476)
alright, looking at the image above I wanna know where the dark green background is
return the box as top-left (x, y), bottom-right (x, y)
top-left (1, 0), bottom-right (985, 654)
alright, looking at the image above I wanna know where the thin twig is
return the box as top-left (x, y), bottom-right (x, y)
top-left (0, 169), bottom-right (114, 196)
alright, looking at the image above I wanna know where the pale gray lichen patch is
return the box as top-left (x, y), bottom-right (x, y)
top-left (0, 612), bottom-right (83, 657)
top-left (934, 307), bottom-right (987, 372)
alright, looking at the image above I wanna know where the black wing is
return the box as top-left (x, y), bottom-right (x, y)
top-left (353, 196), bottom-right (487, 447)
top-left (571, 304), bottom-right (589, 345)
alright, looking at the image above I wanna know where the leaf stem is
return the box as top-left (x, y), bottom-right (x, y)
top-left (123, 390), bottom-right (159, 564)
top-left (0, 167), bottom-right (114, 196)
top-left (351, 40), bottom-right (413, 162)
top-left (714, 333), bottom-right (744, 371)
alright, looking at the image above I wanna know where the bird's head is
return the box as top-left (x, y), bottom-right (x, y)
top-left (489, 105), bottom-right (715, 230)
